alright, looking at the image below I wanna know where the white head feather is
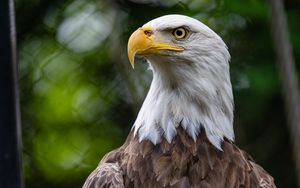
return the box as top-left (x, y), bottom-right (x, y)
top-left (132, 14), bottom-right (234, 150)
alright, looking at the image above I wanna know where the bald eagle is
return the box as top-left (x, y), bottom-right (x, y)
top-left (83, 15), bottom-right (276, 188)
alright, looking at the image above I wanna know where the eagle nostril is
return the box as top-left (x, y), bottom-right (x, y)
top-left (144, 30), bottom-right (153, 36)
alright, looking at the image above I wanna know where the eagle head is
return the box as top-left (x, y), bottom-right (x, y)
top-left (127, 14), bottom-right (234, 150)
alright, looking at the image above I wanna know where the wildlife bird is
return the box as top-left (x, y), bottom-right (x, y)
top-left (83, 14), bottom-right (276, 188)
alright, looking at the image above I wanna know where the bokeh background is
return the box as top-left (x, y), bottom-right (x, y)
top-left (16, 0), bottom-right (300, 187)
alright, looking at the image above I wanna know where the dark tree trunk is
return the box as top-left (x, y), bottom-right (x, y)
top-left (268, 0), bottom-right (300, 187)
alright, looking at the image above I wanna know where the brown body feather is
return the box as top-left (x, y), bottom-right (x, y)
top-left (83, 127), bottom-right (276, 188)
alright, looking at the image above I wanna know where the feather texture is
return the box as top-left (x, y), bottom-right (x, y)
top-left (83, 14), bottom-right (276, 188)
top-left (132, 15), bottom-right (234, 149)
top-left (83, 128), bottom-right (276, 188)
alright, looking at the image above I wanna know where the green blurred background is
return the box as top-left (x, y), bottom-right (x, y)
top-left (17, 0), bottom-right (300, 187)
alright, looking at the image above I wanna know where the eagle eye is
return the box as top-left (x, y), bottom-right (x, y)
top-left (172, 27), bottom-right (188, 40)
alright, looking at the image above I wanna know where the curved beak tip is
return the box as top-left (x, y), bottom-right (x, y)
top-left (127, 46), bottom-right (136, 69)
top-left (129, 56), bottom-right (135, 69)
top-left (127, 27), bottom-right (152, 69)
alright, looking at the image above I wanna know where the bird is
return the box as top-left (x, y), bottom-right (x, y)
top-left (83, 14), bottom-right (276, 188)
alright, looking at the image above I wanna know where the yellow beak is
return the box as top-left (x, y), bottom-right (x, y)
top-left (127, 26), bottom-right (184, 68)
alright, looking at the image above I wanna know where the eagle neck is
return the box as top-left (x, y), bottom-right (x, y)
top-left (133, 57), bottom-right (234, 150)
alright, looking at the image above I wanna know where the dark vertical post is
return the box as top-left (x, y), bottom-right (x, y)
top-left (0, 0), bottom-right (23, 187)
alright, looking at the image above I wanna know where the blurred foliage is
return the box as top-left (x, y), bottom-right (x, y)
top-left (16, 0), bottom-right (300, 187)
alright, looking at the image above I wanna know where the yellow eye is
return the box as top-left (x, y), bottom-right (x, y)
top-left (172, 27), bottom-right (187, 39)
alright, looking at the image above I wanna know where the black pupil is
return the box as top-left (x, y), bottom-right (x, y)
top-left (176, 29), bottom-right (183, 37)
